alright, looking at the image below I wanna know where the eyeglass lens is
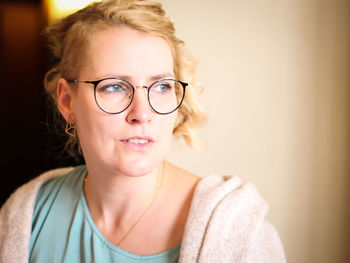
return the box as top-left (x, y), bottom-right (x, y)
top-left (94, 79), bottom-right (184, 114)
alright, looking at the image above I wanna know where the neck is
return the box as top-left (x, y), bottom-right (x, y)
top-left (84, 161), bottom-right (164, 228)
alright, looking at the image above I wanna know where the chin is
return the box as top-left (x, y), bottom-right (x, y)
top-left (111, 157), bottom-right (161, 178)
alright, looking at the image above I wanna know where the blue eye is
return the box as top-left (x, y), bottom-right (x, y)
top-left (104, 84), bottom-right (123, 93)
top-left (153, 83), bottom-right (172, 93)
top-left (97, 82), bottom-right (130, 94)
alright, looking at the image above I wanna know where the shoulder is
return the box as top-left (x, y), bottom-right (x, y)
top-left (35, 166), bottom-right (86, 199)
top-left (193, 174), bottom-right (268, 216)
top-left (1, 166), bottom-right (75, 214)
top-left (0, 167), bottom-right (75, 214)
top-left (180, 174), bottom-right (286, 262)
top-left (33, 165), bottom-right (87, 216)
top-left (0, 166), bottom-right (78, 263)
top-left (0, 165), bottom-right (88, 220)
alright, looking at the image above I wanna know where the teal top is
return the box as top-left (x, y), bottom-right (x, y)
top-left (29, 165), bottom-right (180, 263)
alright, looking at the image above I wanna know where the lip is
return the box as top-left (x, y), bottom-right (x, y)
top-left (120, 136), bottom-right (155, 150)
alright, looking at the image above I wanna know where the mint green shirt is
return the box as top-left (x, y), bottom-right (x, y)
top-left (29, 165), bottom-right (180, 263)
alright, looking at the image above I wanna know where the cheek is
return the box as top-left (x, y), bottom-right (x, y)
top-left (71, 90), bottom-right (117, 142)
top-left (160, 113), bottom-right (177, 141)
top-left (76, 114), bottom-right (121, 143)
top-left (70, 88), bottom-right (95, 121)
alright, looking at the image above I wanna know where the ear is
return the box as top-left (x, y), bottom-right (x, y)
top-left (57, 78), bottom-right (74, 122)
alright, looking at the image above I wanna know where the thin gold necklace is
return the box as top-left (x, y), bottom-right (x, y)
top-left (84, 162), bottom-right (165, 247)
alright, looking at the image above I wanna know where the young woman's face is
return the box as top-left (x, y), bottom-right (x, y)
top-left (69, 26), bottom-right (177, 177)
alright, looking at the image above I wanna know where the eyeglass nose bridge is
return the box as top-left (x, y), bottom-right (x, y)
top-left (129, 85), bottom-right (152, 109)
top-left (135, 85), bottom-right (149, 90)
top-left (132, 85), bottom-right (151, 98)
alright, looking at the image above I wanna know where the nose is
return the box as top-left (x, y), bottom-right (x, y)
top-left (126, 86), bottom-right (153, 124)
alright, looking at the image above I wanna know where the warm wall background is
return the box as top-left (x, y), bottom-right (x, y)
top-left (0, 0), bottom-right (349, 262)
top-left (0, 0), bottom-right (81, 207)
top-left (0, 1), bottom-right (50, 201)
top-left (163, 0), bottom-right (350, 263)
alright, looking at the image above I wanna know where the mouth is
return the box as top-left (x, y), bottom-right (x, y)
top-left (126, 138), bottom-right (151, 145)
top-left (121, 136), bottom-right (154, 149)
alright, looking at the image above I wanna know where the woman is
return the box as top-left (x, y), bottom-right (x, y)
top-left (0, 0), bottom-right (286, 262)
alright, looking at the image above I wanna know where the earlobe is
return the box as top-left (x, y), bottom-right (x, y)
top-left (57, 78), bottom-right (74, 122)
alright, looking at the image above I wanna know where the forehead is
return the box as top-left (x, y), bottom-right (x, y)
top-left (79, 26), bottom-right (174, 80)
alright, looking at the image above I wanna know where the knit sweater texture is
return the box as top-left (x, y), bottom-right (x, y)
top-left (0, 168), bottom-right (286, 263)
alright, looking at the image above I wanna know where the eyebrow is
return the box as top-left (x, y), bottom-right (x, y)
top-left (148, 73), bottom-right (175, 81)
top-left (98, 73), bottom-right (175, 82)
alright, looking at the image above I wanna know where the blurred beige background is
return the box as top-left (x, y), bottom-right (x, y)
top-left (162, 0), bottom-right (350, 262)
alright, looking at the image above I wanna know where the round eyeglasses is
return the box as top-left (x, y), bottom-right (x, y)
top-left (68, 77), bottom-right (188, 115)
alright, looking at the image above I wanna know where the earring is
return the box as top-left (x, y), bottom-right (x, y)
top-left (65, 121), bottom-right (76, 136)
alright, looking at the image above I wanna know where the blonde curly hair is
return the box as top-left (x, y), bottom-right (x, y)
top-left (43, 0), bottom-right (206, 158)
